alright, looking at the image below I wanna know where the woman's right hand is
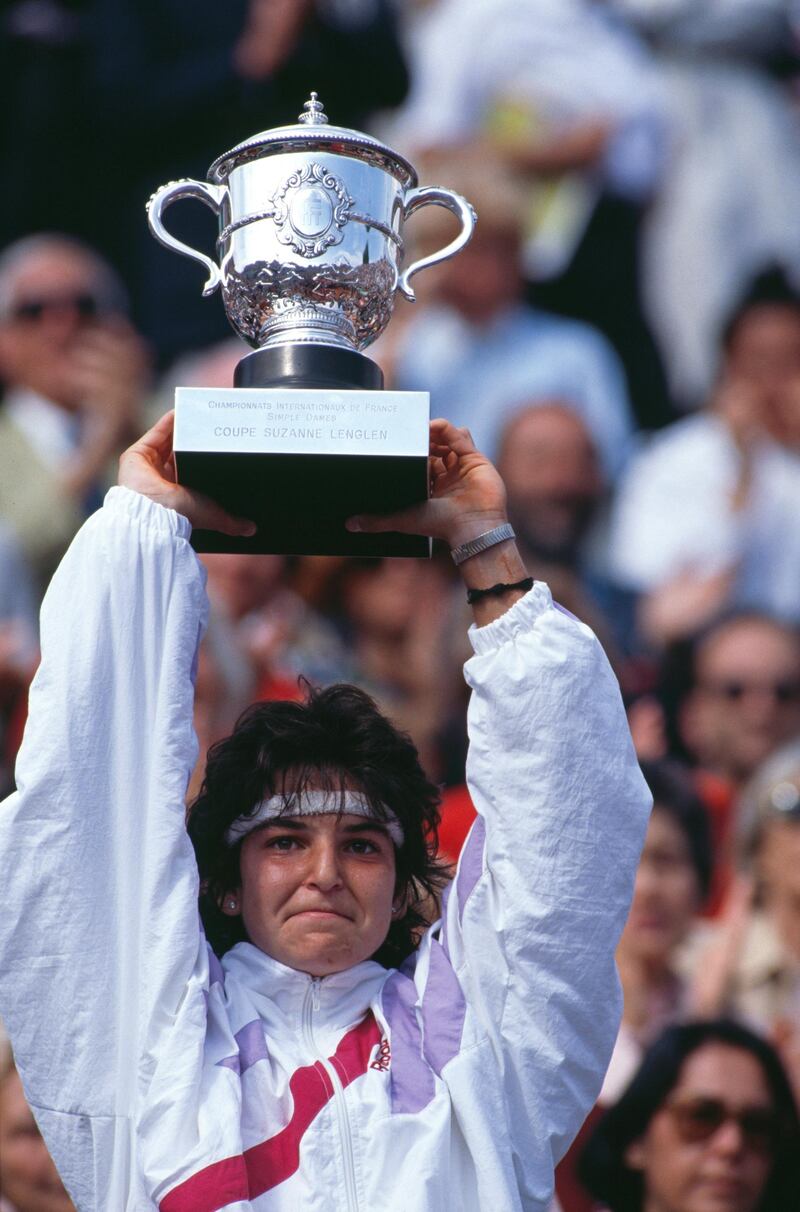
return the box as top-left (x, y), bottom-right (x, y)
top-left (118, 411), bottom-right (256, 537)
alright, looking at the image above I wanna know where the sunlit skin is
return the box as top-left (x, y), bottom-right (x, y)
top-left (0, 245), bottom-right (107, 410)
top-left (202, 552), bottom-right (286, 621)
top-left (497, 403), bottom-right (603, 562)
top-left (221, 813), bottom-right (399, 977)
top-left (620, 808), bottom-right (701, 973)
top-left (757, 819), bottom-right (800, 962)
top-left (681, 619), bottom-right (800, 786)
top-left (727, 306), bottom-right (800, 398)
top-left (0, 1069), bottom-right (74, 1212)
top-left (626, 1044), bottom-right (775, 1212)
top-left (414, 220), bottom-right (523, 323)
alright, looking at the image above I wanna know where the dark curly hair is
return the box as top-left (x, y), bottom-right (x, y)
top-left (187, 682), bottom-right (450, 967)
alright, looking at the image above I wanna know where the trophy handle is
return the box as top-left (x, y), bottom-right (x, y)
top-left (397, 187), bottom-right (477, 302)
top-left (146, 179), bottom-right (226, 297)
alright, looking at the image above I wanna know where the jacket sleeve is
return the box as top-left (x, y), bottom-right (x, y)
top-left (441, 583), bottom-right (651, 1185)
top-left (0, 487), bottom-right (210, 1208)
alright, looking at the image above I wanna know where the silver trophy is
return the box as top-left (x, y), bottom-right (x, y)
top-left (146, 93), bottom-right (476, 556)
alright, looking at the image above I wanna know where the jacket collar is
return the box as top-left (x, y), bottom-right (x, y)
top-left (221, 942), bottom-right (389, 1030)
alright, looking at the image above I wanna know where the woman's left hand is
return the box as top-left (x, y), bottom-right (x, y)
top-left (346, 419), bottom-right (508, 549)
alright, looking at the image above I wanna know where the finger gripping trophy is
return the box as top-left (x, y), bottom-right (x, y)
top-left (147, 93), bottom-right (476, 556)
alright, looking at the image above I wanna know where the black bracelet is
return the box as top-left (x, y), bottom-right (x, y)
top-left (466, 576), bottom-right (534, 606)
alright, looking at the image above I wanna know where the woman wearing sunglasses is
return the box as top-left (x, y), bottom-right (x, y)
top-left (579, 1020), bottom-right (800, 1212)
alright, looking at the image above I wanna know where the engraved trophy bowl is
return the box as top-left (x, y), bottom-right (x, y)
top-left (147, 92), bottom-right (476, 384)
top-left (145, 93), bottom-right (476, 559)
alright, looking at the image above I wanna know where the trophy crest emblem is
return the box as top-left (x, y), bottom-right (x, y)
top-left (145, 89), bottom-right (476, 555)
top-left (272, 163), bottom-right (353, 258)
top-left (147, 89), bottom-right (476, 347)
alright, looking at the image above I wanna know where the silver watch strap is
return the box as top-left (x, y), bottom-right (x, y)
top-left (450, 523), bottom-right (515, 566)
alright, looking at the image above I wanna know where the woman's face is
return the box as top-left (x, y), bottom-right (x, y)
top-left (757, 818), bottom-right (800, 961)
top-left (620, 807), bottom-right (701, 969)
top-left (225, 813), bottom-right (398, 977)
top-left (0, 1070), bottom-right (75, 1212)
top-left (626, 1043), bottom-right (777, 1212)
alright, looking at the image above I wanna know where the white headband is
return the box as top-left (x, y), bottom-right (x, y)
top-left (224, 790), bottom-right (404, 847)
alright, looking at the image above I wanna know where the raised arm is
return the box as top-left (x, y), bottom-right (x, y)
top-left (0, 414), bottom-right (252, 1206)
top-left (354, 421), bottom-right (651, 1195)
top-left (449, 585), bottom-right (650, 1186)
top-left (347, 417), bottom-right (529, 627)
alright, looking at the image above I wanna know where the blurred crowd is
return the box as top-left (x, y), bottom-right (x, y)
top-left (4, 1), bottom-right (800, 1210)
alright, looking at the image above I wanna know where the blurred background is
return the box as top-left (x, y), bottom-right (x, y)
top-left (3, 2), bottom-right (800, 1210)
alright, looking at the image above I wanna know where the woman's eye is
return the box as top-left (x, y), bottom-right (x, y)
top-left (348, 838), bottom-right (379, 855)
top-left (266, 835), bottom-right (301, 851)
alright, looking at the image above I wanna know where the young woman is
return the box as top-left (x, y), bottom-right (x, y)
top-left (579, 1019), bottom-right (800, 1212)
top-left (0, 1052), bottom-right (75, 1212)
top-left (603, 760), bottom-right (713, 1101)
top-left (0, 415), bottom-right (650, 1211)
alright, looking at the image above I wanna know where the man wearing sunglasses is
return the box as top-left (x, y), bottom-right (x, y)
top-left (0, 233), bottom-right (148, 591)
top-left (661, 611), bottom-right (800, 917)
top-left (680, 612), bottom-right (800, 795)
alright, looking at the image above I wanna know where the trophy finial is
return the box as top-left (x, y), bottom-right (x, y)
top-left (299, 92), bottom-right (329, 126)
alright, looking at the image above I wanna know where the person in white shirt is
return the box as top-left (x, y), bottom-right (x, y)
top-left (385, 162), bottom-right (636, 481)
top-left (0, 414), bottom-right (650, 1210)
top-left (609, 267), bottom-right (800, 645)
top-left (608, 0), bottom-right (800, 407)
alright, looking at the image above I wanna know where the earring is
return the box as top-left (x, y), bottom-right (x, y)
top-left (227, 899), bottom-right (238, 912)
top-left (391, 904), bottom-right (401, 916)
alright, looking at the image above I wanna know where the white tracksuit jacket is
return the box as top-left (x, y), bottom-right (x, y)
top-left (0, 488), bottom-right (650, 1211)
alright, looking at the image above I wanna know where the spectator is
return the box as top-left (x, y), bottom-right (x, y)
top-left (202, 551), bottom-right (356, 694)
top-left (734, 738), bottom-right (800, 869)
top-left (0, 1054), bottom-right (74, 1212)
top-left (326, 554), bottom-right (463, 781)
top-left (579, 1019), bottom-right (800, 1212)
top-left (549, 762), bottom-right (714, 1212)
top-left (608, 1), bottom-right (800, 408)
top-left (690, 751), bottom-right (800, 1101)
top-left (496, 401), bottom-right (635, 664)
top-left (389, 0), bottom-right (671, 429)
top-left (645, 613), bottom-right (800, 914)
top-left (0, 234), bottom-right (148, 591)
top-left (678, 614), bottom-right (800, 794)
top-left (386, 157), bottom-right (636, 480)
top-left (609, 269), bottom-right (800, 646)
top-left (188, 609), bottom-right (256, 803)
top-left (720, 265), bottom-right (800, 455)
top-left (603, 761), bottom-right (713, 1103)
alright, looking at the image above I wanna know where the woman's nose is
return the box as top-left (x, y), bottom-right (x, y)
top-left (306, 840), bottom-right (344, 890)
top-left (709, 1116), bottom-right (747, 1158)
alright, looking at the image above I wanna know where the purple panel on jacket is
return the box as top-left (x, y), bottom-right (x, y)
top-left (457, 815), bottom-right (485, 923)
top-left (381, 969), bottom-right (436, 1114)
top-left (421, 939), bottom-right (466, 1075)
top-left (216, 1019), bottom-right (269, 1075)
top-left (553, 600), bottom-right (580, 623)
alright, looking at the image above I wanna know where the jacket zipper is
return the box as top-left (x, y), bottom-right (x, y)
top-left (302, 977), bottom-right (360, 1212)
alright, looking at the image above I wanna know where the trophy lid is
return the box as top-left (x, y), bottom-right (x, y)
top-left (207, 93), bottom-right (417, 188)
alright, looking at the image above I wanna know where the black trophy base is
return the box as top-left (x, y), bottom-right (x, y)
top-left (183, 451), bottom-right (429, 557)
top-left (234, 343), bottom-right (384, 391)
top-left (177, 343), bottom-right (430, 558)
